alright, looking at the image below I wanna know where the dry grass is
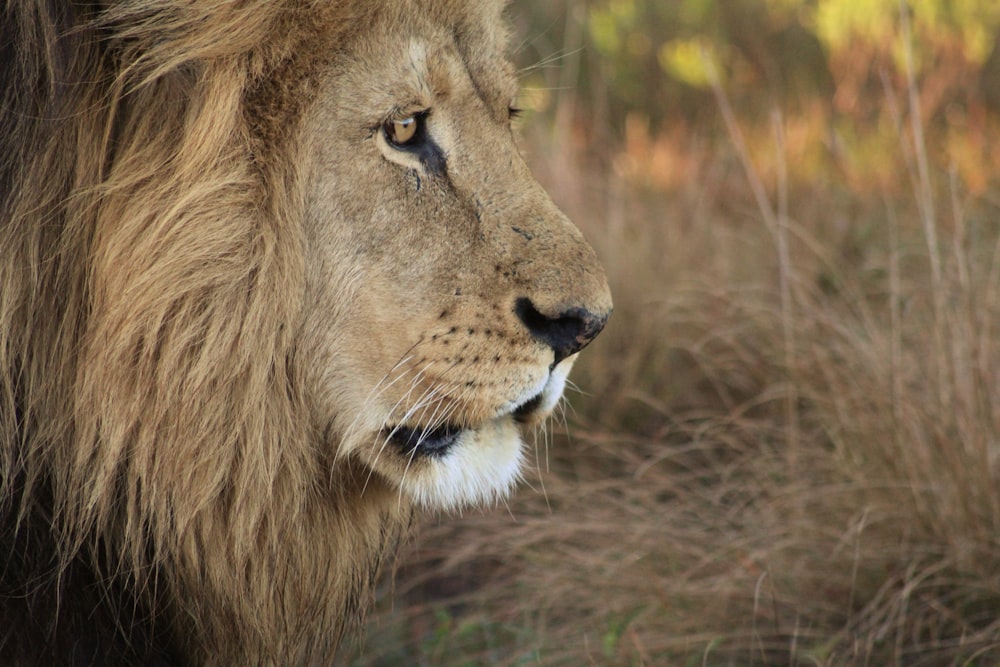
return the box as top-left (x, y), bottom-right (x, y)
top-left (347, 30), bottom-right (1000, 667)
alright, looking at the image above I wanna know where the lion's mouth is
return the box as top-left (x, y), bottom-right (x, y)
top-left (385, 357), bottom-right (576, 459)
top-left (512, 392), bottom-right (545, 422)
top-left (386, 402), bottom-right (540, 459)
top-left (386, 423), bottom-right (464, 457)
top-left (387, 388), bottom-right (552, 458)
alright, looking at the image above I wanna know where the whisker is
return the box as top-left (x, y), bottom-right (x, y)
top-left (531, 422), bottom-right (552, 513)
top-left (339, 355), bottom-right (418, 449)
top-left (396, 435), bottom-right (424, 510)
top-left (511, 19), bottom-right (561, 59)
top-left (359, 363), bottom-right (438, 497)
top-left (518, 47), bottom-right (584, 76)
top-left (337, 339), bottom-right (425, 454)
top-left (419, 383), bottom-right (477, 433)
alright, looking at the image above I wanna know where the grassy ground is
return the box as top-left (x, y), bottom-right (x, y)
top-left (347, 23), bottom-right (1000, 667)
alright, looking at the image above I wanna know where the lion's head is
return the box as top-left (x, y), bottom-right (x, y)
top-left (0, 1), bottom-right (610, 664)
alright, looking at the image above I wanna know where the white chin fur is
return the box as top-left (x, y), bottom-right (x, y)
top-left (396, 418), bottom-right (524, 510)
top-left (394, 355), bottom-right (578, 510)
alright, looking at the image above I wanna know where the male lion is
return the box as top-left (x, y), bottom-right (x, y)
top-left (0, 1), bottom-right (611, 664)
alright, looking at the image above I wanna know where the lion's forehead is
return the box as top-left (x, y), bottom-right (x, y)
top-left (331, 8), bottom-right (517, 126)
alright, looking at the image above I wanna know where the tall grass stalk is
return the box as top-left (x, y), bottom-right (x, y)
top-left (706, 47), bottom-right (802, 500)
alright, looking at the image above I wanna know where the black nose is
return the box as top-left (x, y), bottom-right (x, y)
top-left (514, 297), bottom-right (609, 366)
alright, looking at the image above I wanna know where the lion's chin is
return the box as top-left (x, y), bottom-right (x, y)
top-left (394, 417), bottom-right (524, 510)
top-left (392, 355), bottom-right (578, 510)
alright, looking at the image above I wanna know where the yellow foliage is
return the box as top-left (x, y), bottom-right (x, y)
top-left (657, 38), bottom-right (716, 89)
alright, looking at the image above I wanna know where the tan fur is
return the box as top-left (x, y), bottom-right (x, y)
top-left (0, 1), bottom-right (610, 664)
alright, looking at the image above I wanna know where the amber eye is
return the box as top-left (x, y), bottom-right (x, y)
top-left (385, 115), bottom-right (419, 146)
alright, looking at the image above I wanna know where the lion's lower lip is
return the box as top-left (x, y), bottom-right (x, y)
top-left (388, 423), bottom-right (464, 457)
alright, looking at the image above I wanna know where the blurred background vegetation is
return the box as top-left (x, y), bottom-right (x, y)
top-left (519, 0), bottom-right (1000, 189)
top-left (351, 1), bottom-right (1000, 664)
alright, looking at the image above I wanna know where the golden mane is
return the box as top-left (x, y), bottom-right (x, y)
top-left (1, 1), bottom-right (374, 662)
top-left (3, 1), bottom-right (296, 554)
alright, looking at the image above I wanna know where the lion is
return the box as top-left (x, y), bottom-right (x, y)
top-left (0, 0), bottom-right (611, 664)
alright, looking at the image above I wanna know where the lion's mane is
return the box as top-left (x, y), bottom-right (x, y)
top-left (1, 2), bottom-right (392, 664)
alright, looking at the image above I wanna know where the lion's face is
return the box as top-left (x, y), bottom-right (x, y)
top-left (298, 3), bottom-right (611, 509)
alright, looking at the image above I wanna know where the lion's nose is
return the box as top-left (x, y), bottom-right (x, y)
top-left (514, 297), bottom-right (609, 366)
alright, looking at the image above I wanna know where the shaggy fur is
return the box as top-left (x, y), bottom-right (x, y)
top-left (0, 1), bottom-right (611, 664)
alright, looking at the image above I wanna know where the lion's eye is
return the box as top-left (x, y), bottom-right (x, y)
top-left (385, 115), bottom-right (420, 147)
